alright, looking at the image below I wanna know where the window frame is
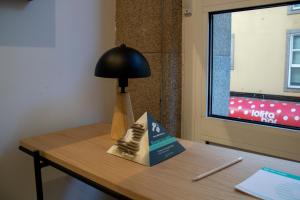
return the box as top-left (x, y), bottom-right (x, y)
top-left (182, 0), bottom-right (300, 162)
top-left (285, 30), bottom-right (300, 91)
top-left (230, 34), bottom-right (235, 70)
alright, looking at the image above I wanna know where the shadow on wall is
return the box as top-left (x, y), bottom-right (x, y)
top-left (0, 0), bottom-right (30, 11)
top-left (0, 0), bottom-right (55, 47)
top-left (0, 0), bottom-right (29, 10)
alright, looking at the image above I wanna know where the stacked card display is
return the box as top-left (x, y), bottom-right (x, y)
top-left (107, 112), bottom-right (185, 166)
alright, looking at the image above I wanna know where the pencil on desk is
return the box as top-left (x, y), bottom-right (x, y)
top-left (192, 157), bottom-right (243, 182)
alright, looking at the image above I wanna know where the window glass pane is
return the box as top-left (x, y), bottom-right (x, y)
top-left (293, 51), bottom-right (300, 64)
top-left (294, 36), bottom-right (300, 49)
top-left (290, 68), bottom-right (300, 86)
top-left (210, 5), bottom-right (300, 130)
top-left (293, 4), bottom-right (300, 10)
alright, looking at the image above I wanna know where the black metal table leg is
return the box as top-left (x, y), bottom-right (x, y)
top-left (19, 146), bottom-right (131, 200)
top-left (33, 151), bottom-right (43, 200)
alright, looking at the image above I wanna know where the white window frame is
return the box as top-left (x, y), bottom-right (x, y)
top-left (182, 0), bottom-right (300, 162)
top-left (286, 30), bottom-right (300, 90)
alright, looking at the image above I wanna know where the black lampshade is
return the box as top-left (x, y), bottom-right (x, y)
top-left (95, 44), bottom-right (150, 78)
top-left (95, 44), bottom-right (151, 93)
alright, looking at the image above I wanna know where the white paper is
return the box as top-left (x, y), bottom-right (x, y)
top-left (235, 167), bottom-right (300, 200)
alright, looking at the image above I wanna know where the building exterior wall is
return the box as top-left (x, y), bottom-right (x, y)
top-left (211, 13), bottom-right (231, 116)
top-left (230, 6), bottom-right (300, 97)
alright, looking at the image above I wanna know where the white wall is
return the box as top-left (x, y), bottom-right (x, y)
top-left (0, 0), bottom-right (116, 199)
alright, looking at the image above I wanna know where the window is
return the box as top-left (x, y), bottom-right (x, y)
top-left (287, 31), bottom-right (300, 89)
top-left (182, 0), bottom-right (300, 161)
top-left (209, 4), bottom-right (300, 131)
top-left (292, 4), bottom-right (300, 10)
top-left (288, 4), bottom-right (300, 14)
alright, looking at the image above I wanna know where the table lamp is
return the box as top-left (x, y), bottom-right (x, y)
top-left (95, 44), bottom-right (151, 140)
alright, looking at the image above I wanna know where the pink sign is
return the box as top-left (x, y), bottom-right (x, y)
top-left (229, 97), bottom-right (300, 127)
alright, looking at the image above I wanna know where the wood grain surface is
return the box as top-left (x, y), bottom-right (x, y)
top-left (111, 92), bottom-right (135, 140)
top-left (20, 123), bottom-right (300, 200)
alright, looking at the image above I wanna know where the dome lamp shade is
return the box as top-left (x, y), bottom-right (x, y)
top-left (95, 44), bottom-right (151, 93)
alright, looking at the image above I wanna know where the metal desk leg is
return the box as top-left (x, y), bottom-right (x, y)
top-left (19, 146), bottom-right (130, 200)
top-left (33, 151), bottom-right (43, 200)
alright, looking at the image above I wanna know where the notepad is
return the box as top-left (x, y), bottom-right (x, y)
top-left (235, 167), bottom-right (300, 200)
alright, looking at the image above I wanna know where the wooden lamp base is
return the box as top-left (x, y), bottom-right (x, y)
top-left (111, 92), bottom-right (135, 140)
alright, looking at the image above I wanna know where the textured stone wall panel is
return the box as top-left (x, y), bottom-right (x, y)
top-left (161, 0), bottom-right (182, 136)
top-left (116, 0), bottom-right (182, 136)
top-left (128, 53), bottom-right (162, 121)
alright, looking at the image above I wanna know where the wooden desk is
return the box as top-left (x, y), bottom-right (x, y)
top-left (20, 123), bottom-right (300, 200)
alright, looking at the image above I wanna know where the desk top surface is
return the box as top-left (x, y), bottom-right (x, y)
top-left (20, 123), bottom-right (300, 200)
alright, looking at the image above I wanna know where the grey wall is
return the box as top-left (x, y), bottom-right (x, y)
top-left (0, 0), bottom-right (116, 199)
top-left (211, 13), bottom-right (231, 116)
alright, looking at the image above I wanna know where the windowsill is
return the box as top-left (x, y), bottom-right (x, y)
top-left (284, 87), bottom-right (300, 93)
top-left (205, 141), bottom-right (299, 163)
